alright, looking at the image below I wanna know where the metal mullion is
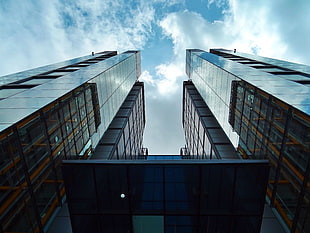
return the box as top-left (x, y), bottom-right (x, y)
top-left (82, 85), bottom-right (94, 140)
top-left (126, 165), bottom-right (134, 233)
top-left (92, 164), bottom-right (100, 231)
top-left (163, 165), bottom-right (166, 231)
top-left (237, 82), bottom-right (246, 135)
top-left (197, 165), bottom-right (202, 233)
top-left (230, 166), bottom-right (238, 232)
top-left (75, 88), bottom-right (89, 155)
top-left (270, 108), bottom-right (292, 206)
top-left (291, 153), bottom-right (310, 232)
top-left (68, 96), bottom-right (78, 158)
top-left (39, 109), bottom-right (63, 212)
top-left (14, 125), bottom-right (44, 233)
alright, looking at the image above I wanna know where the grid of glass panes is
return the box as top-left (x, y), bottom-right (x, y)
top-left (187, 52), bottom-right (240, 147)
top-left (89, 54), bottom-right (137, 147)
top-left (230, 80), bottom-right (310, 233)
top-left (183, 82), bottom-right (239, 160)
top-left (92, 83), bottom-right (145, 160)
top-left (0, 83), bottom-right (99, 233)
top-left (191, 48), bottom-right (310, 233)
top-left (62, 161), bottom-right (269, 233)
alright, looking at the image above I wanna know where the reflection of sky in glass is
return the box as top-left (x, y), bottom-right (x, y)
top-left (0, 52), bottom-right (137, 137)
top-left (197, 50), bottom-right (310, 116)
top-left (0, 55), bottom-right (94, 85)
top-left (232, 51), bottom-right (310, 74)
top-left (88, 54), bottom-right (137, 147)
top-left (190, 52), bottom-right (240, 147)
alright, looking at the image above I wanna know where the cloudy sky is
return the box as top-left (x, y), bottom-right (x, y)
top-left (1, 0), bottom-right (310, 154)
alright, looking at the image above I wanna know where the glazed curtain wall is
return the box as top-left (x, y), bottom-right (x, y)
top-left (88, 53), bottom-right (138, 148)
top-left (186, 50), bottom-right (240, 147)
top-left (0, 83), bottom-right (99, 233)
top-left (63, 160), bottom-right (269, 233)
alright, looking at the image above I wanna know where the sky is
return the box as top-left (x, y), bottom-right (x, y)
top-left (1, 0), bottom-right (310, 154)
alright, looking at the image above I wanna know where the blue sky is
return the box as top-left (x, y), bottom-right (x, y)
top-left (1, 0), bottom-right (310, 154)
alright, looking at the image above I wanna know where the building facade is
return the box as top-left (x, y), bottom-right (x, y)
top-left (63, 159), bottom-right (269, 233)
top-left (182, 80), bottom-right (239, 160)
top-left (92, 81), bottom-right (146, 160)
top-left (186, 49), bottom-right (310, 233)
top-left (0, 50), bottom-right (143, 233)
top-left (62, 55), bottom-right (269, 232)
top-left (1, 49), bottom-right (272, 233)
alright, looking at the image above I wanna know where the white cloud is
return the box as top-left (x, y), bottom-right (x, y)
top-left (139, 70), bottom-right (156, 86)
top-left (152, 0), bottom-right (310, 104)
top-left (159, 11), bottom-right (234, 54)
top-left (0, 0), bottom-right (187, 154)
top-left (140, 63), bottom-right (185, 97)
top-left (158, 0), bottom-right (310, 64)
top-left (142, 81), bottom-right (185, 154)
top-left (223, 0), bottom-right (287, 58)
top-left (0, 0), bottom-right (156, 76)
top-left (1, 0), bottom-right (309, 154)
top-left (207, 0), bottom-right (228, 8)
top-left (147, 0), bottom-right (310, 153)
top-left (156, 62), bottom-right (184, 95)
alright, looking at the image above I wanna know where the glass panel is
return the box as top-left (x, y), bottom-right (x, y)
top-left (95, 165), bottom-right (129, 212)
top-left (4, 196), bottom-right (38, 233)
top-left (71, 215), bottom-right (99, 233)
top-left (62, 161), bottom-right (269, 233)
top-left (62, 165), bottom-right (97, 214)
top-left (133, 216), bottom-right (164, 233)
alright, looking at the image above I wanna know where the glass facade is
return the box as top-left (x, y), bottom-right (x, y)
top-left (0, 83), bottom-right (100, 233)
top-left (186, 50), bottom-right (240, 147)
top-left (44, 48), bottom-right (270, 233)
top-left (0, 51), bottom-right (141, 233)
top-left (186, 49), bottom-right (310, 233)
top-left (87, 52), bottom-right (140, 147)
top-left (92, 82), bottom-right (146, 160)
top-left (62, 159), bottom-right (269, 233)
top-left (182, 81), bottom-right (239, 159)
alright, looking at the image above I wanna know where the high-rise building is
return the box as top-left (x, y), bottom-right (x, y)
top-left (1, 49), bottom-right (270, 233)
top-left (182, 80), bottom-right (239, 160)
top-left (186, 49), bottom-right (310, 233)
top-left (61, 54), bottom-right (268, 232)
top-left (0, 50), bottom-right (143, 233)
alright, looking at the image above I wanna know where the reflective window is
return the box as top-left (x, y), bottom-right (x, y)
top-left (63, 160), bottom-right (269, 233)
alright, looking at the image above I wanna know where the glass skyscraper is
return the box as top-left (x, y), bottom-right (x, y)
top-left (182, 80), bottom-right (239, 159)
top-left (0, 50), bottom-right (143, 233)
top-left (186, 48), bottom-right (310, 233)
top-left (61, 51), bottom-right (268, 232)
top-left (1, 49), bottom-right (272, 233)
